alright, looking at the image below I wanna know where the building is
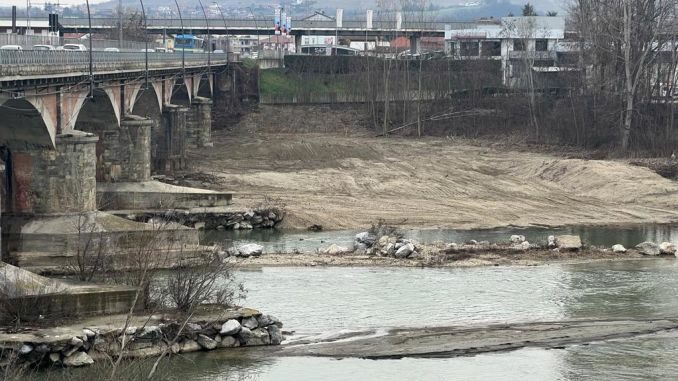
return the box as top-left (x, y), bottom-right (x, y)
top-left (444, 16), bottom-right (567, 87)
top-left (227, 35), bottom-right (261, 57)
top-left (261, 35), bottom-right (295, 54)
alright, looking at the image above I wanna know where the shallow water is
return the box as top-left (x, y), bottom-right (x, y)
top-left (202, 224), bottom-right (678, 253)
top-left (51, 259), bottom-right (678, 380)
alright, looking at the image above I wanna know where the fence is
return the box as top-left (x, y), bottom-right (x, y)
top-left (0, 34), bottom-right (149, 51)
top-left (0, 51), bottom-right (227, 76)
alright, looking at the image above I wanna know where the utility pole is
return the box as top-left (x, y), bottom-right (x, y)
top-left (118, 0), bottom-right (123, 49)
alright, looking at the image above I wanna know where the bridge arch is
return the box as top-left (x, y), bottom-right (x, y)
top-left (73, 89), bottom-right (124, 181)
top-left (196, 73), bottom-right (213, 98)
top-left (170, 78), bottom-right (192, 106)
top-left (0, 98), bottom-right (56, 149)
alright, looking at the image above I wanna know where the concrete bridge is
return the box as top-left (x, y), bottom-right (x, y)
top-left (0, 50), bottom-right (235, 269)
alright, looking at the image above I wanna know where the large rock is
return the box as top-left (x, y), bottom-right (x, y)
top-left (220, 319), bottom-right (242, 336)
top-left (612, 244), bottom-right (627, 253)
top-left (242, 316), bottom-right (259, 329)
top-left (218, 335), bottom-right (240, 348)
top-left (245, 328), bottom-right (271, 346)
top-left (510, 235), bottom-right (526, 244)
top-left (395, 243), bottom-right (415, 258)
top-left (322, 244), bottom-right (349, 255)
top-left (659, 242), bottom-right (677, 255)
top-left (196, 334), bottom-right (217, 350)
top-left (179, 340), bottom-right (201, 353)
top-left (268, 324), bottom-right (283, 345)
top-left (257, 314), bottom-right (282, 328)
top-left (555, 235), bottom-right (582, 251)
top-left (636, 241), bottom-right (661, 256)
top-left (63, 351), bottom-right (94, 367)
top-left (237, 243), bottom-right (264, 257)
top-left (354, 232), bottom-right (377, 247)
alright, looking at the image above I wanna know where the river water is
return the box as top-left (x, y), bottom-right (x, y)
top-left (57, 258), bottom-right (678, 380)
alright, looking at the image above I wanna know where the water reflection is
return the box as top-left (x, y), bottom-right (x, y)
top-left (202, 224), bottom-right (678, 254)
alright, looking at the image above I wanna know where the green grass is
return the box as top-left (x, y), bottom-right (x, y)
top-left (259, 69), bottom-right (353, 97)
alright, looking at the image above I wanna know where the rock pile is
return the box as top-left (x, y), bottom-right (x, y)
top-left (351, 232), bottom-right (421, 259)
top-left (2, 309), bottom-right (282, 368)
top-left (123, 208), bottom-right (284, 231)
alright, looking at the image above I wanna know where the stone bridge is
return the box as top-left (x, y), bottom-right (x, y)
top-left (0, 51), bottom-right (231, 216)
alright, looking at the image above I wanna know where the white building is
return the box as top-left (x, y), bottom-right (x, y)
top-left (445, 16), bottom-right (566, 87)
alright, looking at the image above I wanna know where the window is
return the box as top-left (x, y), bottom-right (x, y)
top-left (481, 41), bottom-right (501, 57)
top-left (460, 41), bottom-right (479, 57)
top-left (514, 40), bottom-right (525, 51)
top-left (536, 39), bottom-right (548, 51)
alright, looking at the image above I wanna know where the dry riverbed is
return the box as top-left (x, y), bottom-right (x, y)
top-left (186, 106), bottom-right (678, 231)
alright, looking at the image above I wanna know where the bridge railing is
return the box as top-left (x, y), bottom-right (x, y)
top-left (0, 51), bottom-right (227, 77)
top-left (0, 33), bottom-right (150, 51)
top-left (57, 17), bottom-right (460, 31)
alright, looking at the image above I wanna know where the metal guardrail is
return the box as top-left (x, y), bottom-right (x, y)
top-left (0, 51), bottom-right (227, 77)
top-left (508, 50), bottom-right (558, 60)
top-left (0, 33), bottom-right (149, 51)
top-left (56, 17), bottom-right (464, 31)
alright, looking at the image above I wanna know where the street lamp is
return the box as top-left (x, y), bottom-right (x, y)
top-left (140, 0), bottom-right (149, 90)
top-left (174, 0), bottom-right (185, 72)
top-left (197, 0), bottom-right (210, 70)
top-left (85, 0), bottom-right (93, 99)
top-left (213, 2), bottom-right (227, 52)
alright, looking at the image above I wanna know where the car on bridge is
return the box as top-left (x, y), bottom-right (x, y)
top-left (0, 45), bottom-right (23, 51)
top-left (63, 44), bottom-right (88, 51)
top-left (32, 45), bottom-right (56, 51)
top-left (104, 47), bottom-right (120, 52)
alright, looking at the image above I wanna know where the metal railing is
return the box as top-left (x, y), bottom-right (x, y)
top-left (0, 51), bottom-right (227, 77)
top-left (55, 17), bottom-right (464, 32)
top-left (508, 50), bottom-right (558, 60)
top-left (0, 33), bottom-right (149, 51)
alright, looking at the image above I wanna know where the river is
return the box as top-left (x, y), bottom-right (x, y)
top-left (56, 258), bottom-right (678, 380)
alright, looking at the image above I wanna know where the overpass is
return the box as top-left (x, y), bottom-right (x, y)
top-left (0, 50), bottom-right (230, 218)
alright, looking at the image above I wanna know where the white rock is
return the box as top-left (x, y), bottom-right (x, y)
top-left (237, 243), bottom-right (263, 257)
top-left (520, 241), bottom-right (531, 250)
top-left (322, 244), bottom-right (349, 255)
top-left (220, 319), bottom-right (242, 336)
top-left (612, 244), bottom-right (627, 253)
top-left (82, 329), bottom-right (96, 338)
top-left (555, 235), bottom-right (582, 250)
top-left (49, 353), bottom-right (61, 363)
top-left (636, 241), bottom-right (661, 256)
top-left (218, 335), bottom-right (240, 348)
top-left (19, 344), bottom-right (33, 355)
top-left (257, 314), bottom-right (282, 327)
top-left (62, 351), bottom-right (94, 367)
top-left (179, 340), bottom-right (201, 353)
top-left (510, 235), bottom-right (526, 244)
top-left (659, 242), bottom-right (677, 255)
top-left (125, 326), bottom-right (137, 335)
top-left (69, 337), bottom-right (84, 347)
top-left (547, 235), bottom-right (556, 248)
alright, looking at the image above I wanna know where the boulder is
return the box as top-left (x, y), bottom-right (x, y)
top-left (125, 326), bottom-right (138, 335)
top-left (520, 241), bottom-right (531, 250)
top-left (49, 353), bottom-right (61, 363)
top-left (355, 232), bottom-right (377, 247)
top-left (218, 335), bottom-right (240, 348)
top-left (69, 337), bottom-right (84, 348)
top-left (547, 235), bottom-right (556, 248)
top-left (19, 344), bottom-right (33, 355)
top-left (659, 242), bottom-right (677, 255)
top-left (322, 244), bottom-right (349, 255)
top-left (268, 324), bottom-right (283, 345)
top-left (395, 243), bottom-right (415, 258)
top-left (636, 241), bottom-right (661, 256)
top-left (245, 328), bottom-right (271, 346)
top-left (238, 327), bottom-right (252, 342)
top-left (237, 243), bottom-right (263, 257)
top-left (242, 316), bottom-right (259, 330)
top-left (378, 235), bottom-right (390, 247)
top-left (220, 319), bottom-right (242, 336)
top-left (63, 351), bottom-right (94, 367)
top-left (179, 340), bottom-right (201, 353)
top-left (510, 235), bottom-right (526, 244)
top-left (196, 334), bottom-right (218, 350)
top-left (612, 244), bottom-right (627, 253)
top-left (82, 329), bottom-right (96, 339)
top-left (257, 314), bottom-right (282, 328)
top-left (555, 235), bottom-right (582, 250)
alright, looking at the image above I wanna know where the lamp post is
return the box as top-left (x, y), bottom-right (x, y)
top-left (213, 2), bottom-right (227, 52)
top-left (86, 0), bottom-right (93, 99)
top-left (197, 0), bottom-right (210, 70)
top-left (140, 0), bottom-right (149, 90)
top-left (174, 0), bottom-right (185, 72)
top-left (248, 7), bottom-right (260, 60)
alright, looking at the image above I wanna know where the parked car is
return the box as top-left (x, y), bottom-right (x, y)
top-left (62, 44), bottom-right (87, 51)
top-left (104, 47), bottom-right (120, 52)
top-left (213, 49), bottom-right (225, 54)
top-left (0, 45), bottom-right (23, 51)
top-left (140, 48), bottom-right (155, 52)
top-left (32, 44), bottom-right (55, 51)
top-left (154, 47), bottom-right (167, 53)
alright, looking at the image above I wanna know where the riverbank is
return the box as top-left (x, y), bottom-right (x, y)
top-left (186, 105), bottom-right (678, 231)
top-left (0, 306), bottom-right (283, 369)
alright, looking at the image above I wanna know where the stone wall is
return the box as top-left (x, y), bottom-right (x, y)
top-left (154, 105), bottom-right (188, 173)
top-left (0, 308), bottom-right (282, 368)
top-left (120, 207), bottom-right (284, 230)
top-left (9, 131), bottom-right (98, 214)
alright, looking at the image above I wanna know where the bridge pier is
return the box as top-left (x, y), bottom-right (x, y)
top-left (410, 36), bottom-right (421, 55)
top-left (154, 104), bottom-right (189, 173)
top-left (7, 131), bottom-right (98, 214)
top-left (120, 116), bottom-right (153, 182)
top-left (186, 97), bottom-right (213, 148)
